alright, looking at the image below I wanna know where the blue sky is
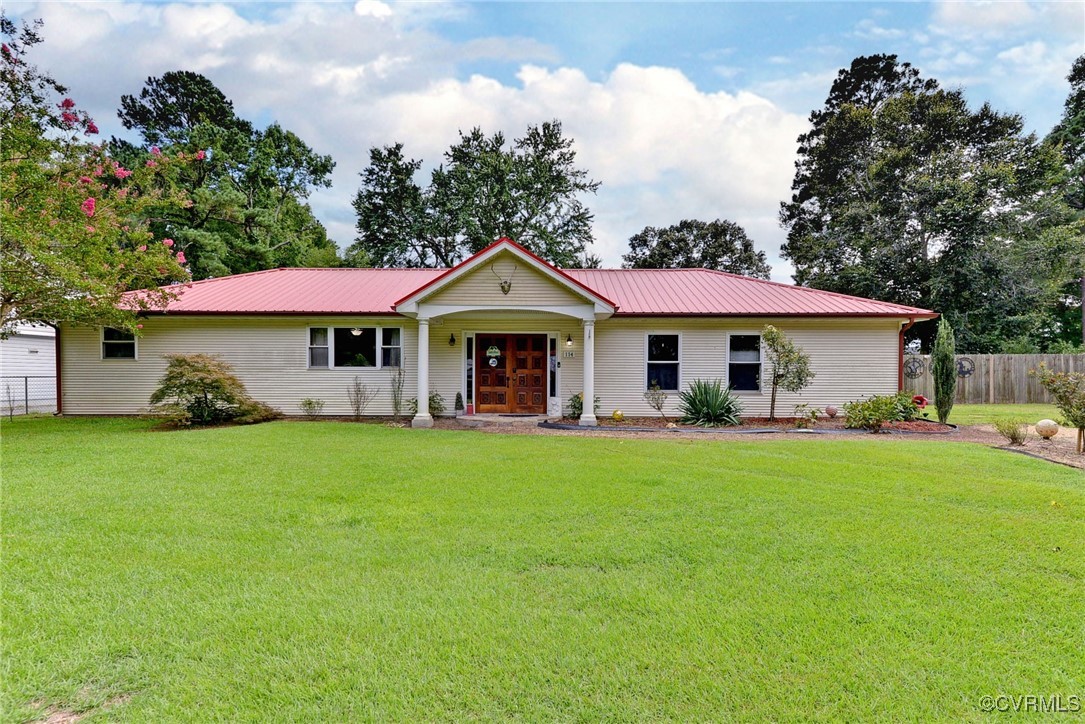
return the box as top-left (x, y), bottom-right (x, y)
top-left (10, 0), bottom-right (1084, 277)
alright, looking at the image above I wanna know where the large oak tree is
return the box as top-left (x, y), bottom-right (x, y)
top-left (348, 121), bottom-right (600, 268)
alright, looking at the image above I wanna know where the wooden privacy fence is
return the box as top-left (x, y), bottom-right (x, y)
top-left (903, 354), bottom-right (1085, 404)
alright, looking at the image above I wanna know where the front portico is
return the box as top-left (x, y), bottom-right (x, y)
top-left (393, 239), bottom-right (615, 427)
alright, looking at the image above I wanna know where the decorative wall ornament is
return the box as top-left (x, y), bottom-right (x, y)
top-left (490, 262), bottom-right (517, 294)
top-left (903, 357), bottom-right (925, 379)
top-left (956, 357), bottom-right (975, 378)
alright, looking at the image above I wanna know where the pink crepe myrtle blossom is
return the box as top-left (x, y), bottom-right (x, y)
top-left (61, 111), bottom-right (78, 127)
top-left (137, 245), bottom-right (147, 252)
top-left (136, 324), bottom-right (144, 329)
top-left (145, 160), bottom-right (157, 168)
top-left (59, 98), bottom-right (76, 109)
top-left (85, 225), bottom-right (95, 233)
top-left (81, 197), bottom-right (96, 217)
top-left (195, 150), bottom-right (206, 160)
top-left (114, 167), bottom-right (132, 179)
top-left (176, 252), bottom-right (187, 264)
top-left (162, 238), bottom-right (174, 247)
top-left (117, 189), bottom-right (128, 199)
top-left (150, 146), bottom-right (161, 156)
top-left (79, 176), bottom-right (92, 184)
top-left (85, 120), bottom-right (99, 135)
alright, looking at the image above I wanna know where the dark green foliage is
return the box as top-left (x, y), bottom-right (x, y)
top-left (891, 391), bottom-right (920, 422)
top-left (113, 72), bottom-right (339, 279)
top-left (678, 379), bottom-right (742, 427)
top-left (1046, 54), bottom-right (1085, 211)
top-left (568, 392), bottom-right (600, 420)
top-left (348, 121), bottom-right (600, 268)
top-left (843, 395), bottom-right (901, 433)
top-left (407, 391), bottom-right (446, 416)
top-left (932, 319), bottom-right (956, 424)
top-left (455, 392), bottom-right (464, 412)
top-left (781, 54), bottom-right (1081, 352)
top-left (621, 219), bottom-right (771, 278)
top-left (148, 353), bottom-right (280, 426)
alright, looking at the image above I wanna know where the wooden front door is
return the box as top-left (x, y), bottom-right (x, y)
top-left (475, 334), bottom-right (548, 414)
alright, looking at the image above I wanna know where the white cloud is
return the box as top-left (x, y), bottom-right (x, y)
top-left (354, 0), bottom-right (392, 19)
top-left (853, 18), bottom-right (906, 40)
top-left (932, 0), bottom-right (1037, 34)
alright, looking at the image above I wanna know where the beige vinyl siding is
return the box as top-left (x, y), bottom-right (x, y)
top-left (62, 313), bottom-right (902, 419)
top-left (61, 316), bottom-right (419, 416)
top-left (592, 317), bottom-right (901, 418)
top-left (423, 252), bottom-right (589, 307)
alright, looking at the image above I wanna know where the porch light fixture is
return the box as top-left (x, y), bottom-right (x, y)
top-left (449, 333), bottom-right (456, 347)
top-left (566, 334), bottom-right (573, 347)
top-left (350, 328), bottom-right (362, 336)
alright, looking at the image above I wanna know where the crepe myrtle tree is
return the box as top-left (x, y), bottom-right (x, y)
top-left (761, 325), bottom-right (815, 421)
top-left (0, 14), bottom-right (190, 335)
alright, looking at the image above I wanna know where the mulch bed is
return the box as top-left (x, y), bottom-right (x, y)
top-left (551, 416), bottom-right (955, 434)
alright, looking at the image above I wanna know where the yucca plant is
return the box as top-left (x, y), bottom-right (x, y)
top-left (678, 379), bottom-right (743, 427)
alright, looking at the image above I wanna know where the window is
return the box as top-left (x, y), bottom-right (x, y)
top-left (335, 328), bottom-right (376, 367)
top-left (309, 328), bottom-right (329, 367)
top-left (381, 328), bottom-right (402, 368)
top-left (647, 334), bottom-right (680, 391)
top-left (102, 328), bottom-right (136, 359)
top-left (729, 334), bottom-right (761, 391)
top-left (308, 327), bottom-right (401, 369)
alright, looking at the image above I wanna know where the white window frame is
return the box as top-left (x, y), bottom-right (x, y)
top-left (645, 332), bottom-right (682, 392)
top-left (727, 332), bottom-right (763, 394)
top-left (101, 327), bottom-right (137, 360)
top-left (307, 325), bottom-right (402, 370)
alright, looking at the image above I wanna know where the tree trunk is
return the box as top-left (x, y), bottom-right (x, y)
top-left (769, 377), bottom-right (778, 422)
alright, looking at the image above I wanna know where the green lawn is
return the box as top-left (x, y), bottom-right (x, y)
top-left (3, 417), bottom-right (1083, 721)
top-left (942, 403), bottom-right (1061, 426)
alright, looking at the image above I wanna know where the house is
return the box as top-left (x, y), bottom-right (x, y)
top-left (1, 324), bottom-right (57, 415)
top-left (57, 238), bottom-right (936, 426)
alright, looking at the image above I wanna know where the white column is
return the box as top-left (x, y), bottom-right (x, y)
top-left (580, 320), bottom-right (597, 426)
top-left (412, 317), bottom-right (433, 428)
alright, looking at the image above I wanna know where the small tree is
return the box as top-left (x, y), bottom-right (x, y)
top-left (148, 354), bottom-right (279, 426)
top-left (931, 318), bottom-right (956, 424)
top-left (1030, 364), bottom-right (1085, 453)
top-left (761, 325), bottom-right (814, 421)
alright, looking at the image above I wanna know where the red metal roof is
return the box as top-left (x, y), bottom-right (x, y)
top-left (126, 265), bottom-right (934, 318)
top-left (564, 269), bottom-right (935, 317)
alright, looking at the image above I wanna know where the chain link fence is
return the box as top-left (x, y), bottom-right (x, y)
top-left (1, 376), bottom-right (57, 416)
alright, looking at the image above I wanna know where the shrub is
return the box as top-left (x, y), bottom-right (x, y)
top-left (300, 398), bottom-right (325, 419)
top-left (1029, 363), bottom-right (1085, 453)
top-left (407, 391), bottom-right (446, 416)
top-left (891, 391), bottom-right (920, 422)
top-left (389, 367), bottom-right (406, 421)
top-left (643, 383), bottom-right (669, 421)
top-left (762, 325), bottom-right (815, 421)
top-left (993, 419), bottom-right (1028, 446)
top-left (148, 353), bottom-right (280, 427)
top-left (346, 377), bottom-right (378, 421)
top-left (793, 403), bottom-right (821, 429)
top-left (678, 379), bottom-right (742, 427)
top-left (454, 392), bottom-right (464, 412)
top-left (568, 392), bottom-right (600, 419)
top-left (931, 319), bottom-right (956, 424)
top-left (843, 395), bottom-right (900, 433)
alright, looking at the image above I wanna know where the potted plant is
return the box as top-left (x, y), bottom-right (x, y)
top-left (455, 392), bottom-right (465, 417)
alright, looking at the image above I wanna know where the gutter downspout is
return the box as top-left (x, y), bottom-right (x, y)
top-left (898, 317), bottom-right (916, 392)
top-left (50, 322), bottom-right (62, 415)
